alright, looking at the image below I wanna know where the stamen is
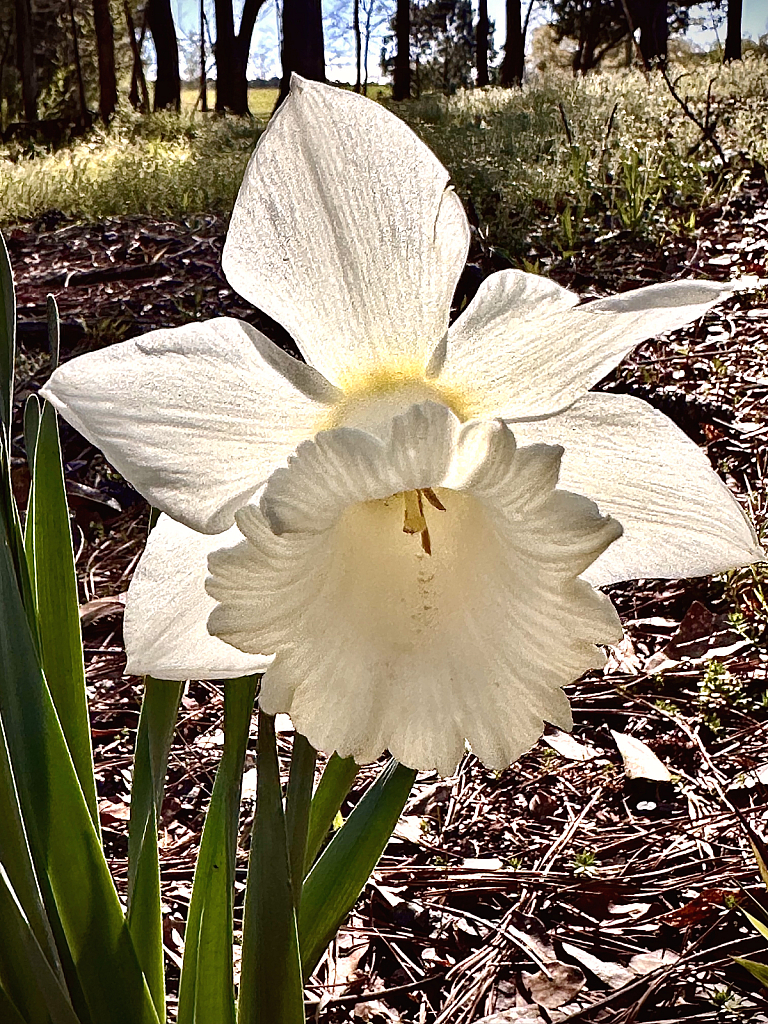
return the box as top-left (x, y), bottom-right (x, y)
top-left (422, 487), bottom-right (446, 511)
top-left (402, 489), bottom-right (427, 536)
top-left (402, 489), bottom-right (445, 556)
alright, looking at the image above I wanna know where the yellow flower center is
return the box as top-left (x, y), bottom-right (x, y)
top-left (327, 367), bottom-right (469, 434)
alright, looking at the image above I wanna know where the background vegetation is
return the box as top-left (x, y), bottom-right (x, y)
top-left (1, 52), bottom-right (766, 262)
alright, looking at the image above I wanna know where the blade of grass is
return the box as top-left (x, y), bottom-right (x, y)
top-left (299, 759), bottom-right (416, 980)
top-left (304, 753), bottom-right (358, 875)
top-left (0, 527), bottom-right (160, 1024)
top-left (734, 956), bottom-right (768, 987)
top-left (26, 398), bottom-right (98, 829)
top-left (237, 711), bottom-right (304, 1024)
top-left (127, 678), bottom-right (184, 1024)
top-left (285, 733), bottom-right (316, 911)
top-left (177, 676), bottom-right (257, 1024)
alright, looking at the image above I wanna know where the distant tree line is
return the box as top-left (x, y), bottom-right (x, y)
top-left (0, 0), bottom-right (748, 130)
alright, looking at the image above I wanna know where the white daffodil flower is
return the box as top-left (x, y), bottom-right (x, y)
top-left (41, 77), bottom-right (763, 773)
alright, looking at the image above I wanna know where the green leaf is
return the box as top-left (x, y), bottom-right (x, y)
top-left (177, 677), bottom-right (256, 1024)
top-left (26, 399), bottom-right (98, 829)
top-left (237, 711), bottom-right (304, 1024)
top-left (299, 759), bottom-right (415, 980)
top-left (0, 982), bottom-right (29, 1024)
top-left (23, 395), bottom-right (40, 480)
top-left (0, 527), bottom-right (160, 1024)
top-left (750, 837), bottom-right (768, 890)
top-left (0, 230), bottom-right (15, 437)
top-left (304, 753), bottom-right (358, 875)
top-left (0, 864), bottom-right (80, 1024)
top-left (127, 679), bottom-right (183, 1024)
top-left (733, 956), bottom-right (768, 987)
top-left (1, 417), bottom-right (38, 644)
top-left (285, 733), bottom-right (316, 910)
top-left (743, 909), bottom-right (768, 944)
top-left (47, 295), bottom-right (60, 370)
top-left (0, 712), bottom-right (63, 985)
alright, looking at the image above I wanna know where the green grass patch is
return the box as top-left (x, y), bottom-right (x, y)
top-left (179, 84), bottom-right (279, 119)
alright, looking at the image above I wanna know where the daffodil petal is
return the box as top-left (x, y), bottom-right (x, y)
top-left (440, 274), bottom-right (735, 419)
top-left (223, 77), bottom-right (470, 385)
top-left (207, 404), bottom-right (622, 775)
top-left (124, 513), bottom-right (271, 680)
top-left (41, 318), bottom-right (339, 534)
top-left (510, 392), bottom-right (764, 586)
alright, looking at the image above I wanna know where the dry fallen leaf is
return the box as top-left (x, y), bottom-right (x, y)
top-left (604, 634), bottom-right (643, 674)
top-left (628, 949), bottom-right (680, 975)
top-left (542, 730), bottom-right (598, 762)
top-left (79, 593), bottom-right (126, 625)
top-left (610, 730), bottom-right (672, 781)
top-left (393, 815), bottom-right (428, 845)
top-left (472, 1009), bottom-right (565, 1023)
top-left (98, 798), bottom-right (130, 825)
top-left (522, 961), bottom-right (585, 1009)
top-left (353, 999), bottom-right (401, 1022)
top-left (658, 889), bottom-right (735, 927)
top-left (560, 941), bottom-right (636, 990)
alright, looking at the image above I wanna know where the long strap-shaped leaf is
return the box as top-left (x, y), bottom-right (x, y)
top-left (0, 230), bottom-right (14, 436)
top-left (0, 982), bottom-right (29, 1024)
top-left (303, 753), bottom-right (358, 876)
top-left (0, 528), bottom-right (160, 1024)
top-left (285, 733), bottom-right (316, 911)
top-left (237, 711), bottom-right (304, 1024)
top-left (0, 712), bottom-right (63, 983)
top-left (0, 864), bottom-right (80, 1024)
top-left (177, 676), bottom-right (257, 1024)
top-left (25, 397), bottom-right (99, 830)
top-left (127, 678), bottom-right (184, 1024)
top-left (1, 420), bottom-right (38, 646)
top-left (299, 759), bottom-right (416, 980)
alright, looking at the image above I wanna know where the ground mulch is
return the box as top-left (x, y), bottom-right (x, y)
top-left (5, 167), bottom-right (768, 1023)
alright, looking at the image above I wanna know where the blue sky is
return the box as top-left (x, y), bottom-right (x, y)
top-left (172, 0), bottom-right (768, 83)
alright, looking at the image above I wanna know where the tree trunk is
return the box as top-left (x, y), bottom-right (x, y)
top-left (278, 0), bottom-right (325, 104)
top-left (637, 0), bottom-right (667, 67)
top-left (724, 0), bottom-right (742, 62)
top-left (353, 0), bottom-right (361, 92)
top-left (500, 0), bottom-right (523, 87)
top-left (92, 0), bottom-right (117, 121)
top-left (14, 0), bottom-right (37, 120)
top-left (199, 0), bottom-right (208, 110)
top-left (146, 0), bottom-right (181, 110)
top-left (67, 0), bottom-right (89, 126)
top-left (363, 0), bottom-right (375, 94)
top-left (214, 0), bottom-right (238, 111)
top-left (392, 0), bottom-right (410, 100)
top-left (234, 0), bottom-right (267, 111)
top-left (476, 0), bottom-right (489, 87)
top-left (125, 2), bottom-right (150, 112)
